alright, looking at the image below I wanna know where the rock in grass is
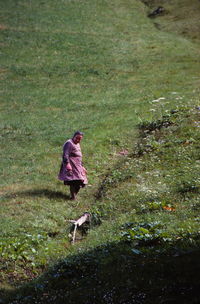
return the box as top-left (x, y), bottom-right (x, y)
top-left (148, 7), bottom-right (165, 18)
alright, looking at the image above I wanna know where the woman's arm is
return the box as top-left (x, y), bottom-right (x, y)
top-left (63, 141), bottom-right (73, 170)
top-left (82, 167), bottom-right (87, 175)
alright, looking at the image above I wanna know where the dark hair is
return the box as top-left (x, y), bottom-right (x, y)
top-left (73, 131), bottom-right (84, 137)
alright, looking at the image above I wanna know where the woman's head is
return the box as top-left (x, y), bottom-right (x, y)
top-left (72, 131), bottom-right (84, 144)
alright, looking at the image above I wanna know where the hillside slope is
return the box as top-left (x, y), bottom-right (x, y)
top-left (0, 0), bottom-right (200, 303)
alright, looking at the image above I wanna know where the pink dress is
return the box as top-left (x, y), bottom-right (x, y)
top-left (58, 139), bottom-right (88, 185)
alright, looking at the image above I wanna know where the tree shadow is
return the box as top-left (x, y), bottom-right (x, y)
top-left (4, 189), bottom-right (70, 201)
top-left (3, 240), bottom-right (200, 304)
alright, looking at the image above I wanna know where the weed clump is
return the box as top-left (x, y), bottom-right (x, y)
top-left (138, 116), bottom-right (173, 137)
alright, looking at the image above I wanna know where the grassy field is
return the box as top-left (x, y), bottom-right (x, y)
top-left (0, 0), bottom-right (200, 303)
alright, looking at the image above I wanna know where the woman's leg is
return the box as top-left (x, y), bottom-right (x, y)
top-left (69, 182), bottom-right (81, 200)
top-left (70, 183), bottom-right (76, 200)
top-left (74, 182), bottom-right (81, 196)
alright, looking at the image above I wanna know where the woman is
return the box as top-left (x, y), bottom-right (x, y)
top-left (58, 131), bottom-right (88, 200)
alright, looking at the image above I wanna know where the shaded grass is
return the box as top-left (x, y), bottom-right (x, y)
top-left (4, 241), bottom-right (200, 304)
top-left (143, 0), bottom-right (200, 43)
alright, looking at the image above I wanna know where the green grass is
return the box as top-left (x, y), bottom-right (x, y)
top-left (144, 0), bottom-right (200, 42)
top-left (0, 0), bottom-right (200, 302)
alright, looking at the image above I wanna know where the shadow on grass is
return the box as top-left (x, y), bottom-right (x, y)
top-left (4, 189), bottom-right (70, 201)
top-left (3, 240), bottom-right (200, 304)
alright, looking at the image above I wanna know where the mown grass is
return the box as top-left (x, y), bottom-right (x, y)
top-left (0, 0), bottom-right (200, 302)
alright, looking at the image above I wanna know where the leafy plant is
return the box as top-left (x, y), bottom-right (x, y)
top-left (120, 221), bottom-right (172, 245)
top-left (139, 201), bottom-right (175, 213)
top-left (0, 233), bottom-right (48, 265)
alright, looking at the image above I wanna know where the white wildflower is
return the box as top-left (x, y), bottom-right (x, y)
top-left (175, 96), bottom-right (183, 100)
top-left (151, 97), bottom-right (166, 103)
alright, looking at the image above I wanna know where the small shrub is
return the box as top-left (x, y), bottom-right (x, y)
top-left (138, 117), bottom-right (173, 137)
